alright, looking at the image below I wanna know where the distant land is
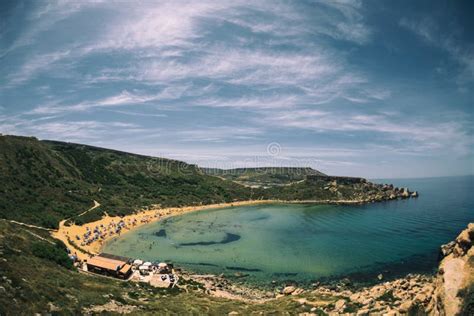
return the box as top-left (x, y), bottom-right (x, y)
top-left (0, 134), bottom-right (417, 228)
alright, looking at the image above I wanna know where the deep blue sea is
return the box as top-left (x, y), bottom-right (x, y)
top-left (103, 176), bottom-right (474, 286)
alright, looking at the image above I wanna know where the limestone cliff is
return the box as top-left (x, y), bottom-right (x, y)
top-left (428, 223), bottom-right (474, 316)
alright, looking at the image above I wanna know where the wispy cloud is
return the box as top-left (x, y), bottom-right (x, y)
top-left (0, 114), bottom-right (141, 142)
top-left (1, 0), bottom-right (472, 178)
top-left (400, 17), bottom-right (474, 86)
top-left (177, 126), bottom-right (263, 142)
top-left (259, 109), bottom-right (473, 155)
top-left (5, 49), bottom-right (72, 86)
top-left (30, 89), bottom-right (183, 114)
top-left (315, 0), bottom-right (371, 44)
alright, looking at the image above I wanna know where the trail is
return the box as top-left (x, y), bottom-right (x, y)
top-left (1, 219), bottom-right (54, 231)
top-left (75, 200), bottom-right (101, 218)
top-left (21, 228), bottom-right (56, 245)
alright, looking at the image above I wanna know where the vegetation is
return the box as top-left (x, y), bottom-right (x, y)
top-left (31, 240), bottom-right (73, 269)
top-left (0, 220), bottom-right (334, 315)
top-left (0, 136), bottom-right (252, 228)
top-left (0, 135), bottom-right (386, 229)
top-left (202, 166), bottom-right (326, 187)
top-left (461, 283), bottom-right (474, 315)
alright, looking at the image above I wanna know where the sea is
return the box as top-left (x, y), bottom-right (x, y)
top-left (103, 176), bottom-right (474, 287)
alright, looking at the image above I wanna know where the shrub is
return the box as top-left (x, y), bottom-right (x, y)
top-left (31, 241), bottom-right (73, 269)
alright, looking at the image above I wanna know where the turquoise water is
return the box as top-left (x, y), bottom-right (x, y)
top-left (103, 176), bottom-right (473, 285)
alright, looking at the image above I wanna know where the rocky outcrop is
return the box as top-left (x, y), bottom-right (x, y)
top-left (295, 224), bottom-right (473, 315)
top-left (309, 175), bottom-right (419, 203)
top-left (83, 299), bottom-right (138, 314)
top-left (427, 223), bottom-right (474, 316)
top-left (178, 225), bottom-right (472, 315)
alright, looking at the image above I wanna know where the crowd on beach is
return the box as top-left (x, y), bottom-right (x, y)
top-left (59, 204), bottom-right (242, 260)
top-left (76, 213), bottom-right (162, 247)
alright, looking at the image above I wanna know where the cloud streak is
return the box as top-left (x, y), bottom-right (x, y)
top-left (0, 0), bottom-right (472, 178)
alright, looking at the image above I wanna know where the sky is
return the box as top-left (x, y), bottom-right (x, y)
top-left (0, 0), bottom-right (473, 178)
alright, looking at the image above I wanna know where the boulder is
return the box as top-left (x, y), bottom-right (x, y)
top-left (282, 286), bottom-right (296, 295)
top-left (349, 293), bottom-right (360, 302)
top-left (414, 293), bottom-right (427, 303)
top-left (334, 299), bottom-right (346, 311)
top-left (399, 300), bottom-right (413, 313)
top-left (292, 288), bottom-right (305, 296)
top-left (440, 241), bottom-right (456, 257)
top-left (422, 285), bottom-right (434, 297)
top-left (411, 191), bottom-right (419, 198)
top-left (356, 309), bottom-right (370, 316)
top-left (361, 298), bottom-right (373, 306)
top-left (401, 189), bottom-right (410, 198)
top-left (455, 229), bottom-right (473, 255)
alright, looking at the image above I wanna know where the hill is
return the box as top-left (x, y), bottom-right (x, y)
top-left (0, 135), bottom-right (252, 228)
top-left (201, 167), bottom-right (326, 187)
top-left (0, 135), bottom-right (414, 228)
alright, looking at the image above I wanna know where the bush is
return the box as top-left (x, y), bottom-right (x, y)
top-left (461, 284), bottom-right (474, 315)
top-left (31, 241), bottom-right (73, 269)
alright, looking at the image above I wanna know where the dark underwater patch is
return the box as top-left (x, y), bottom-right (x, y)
top-left (226, 266), bottom-right (262, 272)
top-left (273, 272), bottom-right (298, 277)
top-left (154, 229), bottom-right (167, 237)
top-left (179, 233), bottom-right (241, 246)
top-left (181, 262), bottom-right (220, 267)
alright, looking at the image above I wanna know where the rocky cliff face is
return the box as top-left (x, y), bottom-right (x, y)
top-left (428, 223), bottom-right (474, 316)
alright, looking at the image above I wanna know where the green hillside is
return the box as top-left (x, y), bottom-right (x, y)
top-left (0, 135), bottom-right (252, 228)
top-left (0, 220), bottom-right (334, 315)
top-left (0, 135), bottom-right (409, 229)
top-left (202, 167), bottom-right (326, 187)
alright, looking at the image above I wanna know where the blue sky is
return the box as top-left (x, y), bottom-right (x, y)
top-left (0, 0), bottom-right (473, 178)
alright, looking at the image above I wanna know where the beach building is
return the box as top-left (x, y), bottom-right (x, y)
top-left (85, 253), bottom-right (132, 279)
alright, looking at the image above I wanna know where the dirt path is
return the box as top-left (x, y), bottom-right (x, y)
top-left (73, 200), bottom-right (101, 218)
top-left (21, 228), bottom-right (56, 245)
top-left (1, 219), bottom-right (54, 231)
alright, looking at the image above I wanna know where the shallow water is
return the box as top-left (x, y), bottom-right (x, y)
top-left (103, 176), bottom-right (474, 285)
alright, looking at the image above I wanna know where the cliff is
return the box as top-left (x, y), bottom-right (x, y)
top-left (428, 223), bottom-right (474, 315)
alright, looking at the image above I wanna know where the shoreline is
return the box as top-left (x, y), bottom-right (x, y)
top-left (53, 199), bottom-right (272, 260)
top-left (49, 199), bottom-right (474, 313)
top-left (51, 197), bottom-right (388, 261)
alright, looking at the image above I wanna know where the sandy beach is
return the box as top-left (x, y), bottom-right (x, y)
top-left (51, 197), bottom-right (382, 261)
top-left (51, 200), bottom-right (278, 261)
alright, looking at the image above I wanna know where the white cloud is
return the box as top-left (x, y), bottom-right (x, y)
top-left (259, 109), bottom-right (472, 155)
top-left (177, 126), bottom-right (263, 142)
top-left (313, 0), bottom-right (371, 44)
top-left (6, 49), bottom-right (72, 86)
top-left (400, 17), bottom-right (474, 84)
top-left (2, 0), bottom-right (105, 57)
top-left (30, 88), bottom-right (185, 114)
top-left (0, 115), bottom-right (141, 142)
top-left (193, 94), bottom-right (298, 109)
